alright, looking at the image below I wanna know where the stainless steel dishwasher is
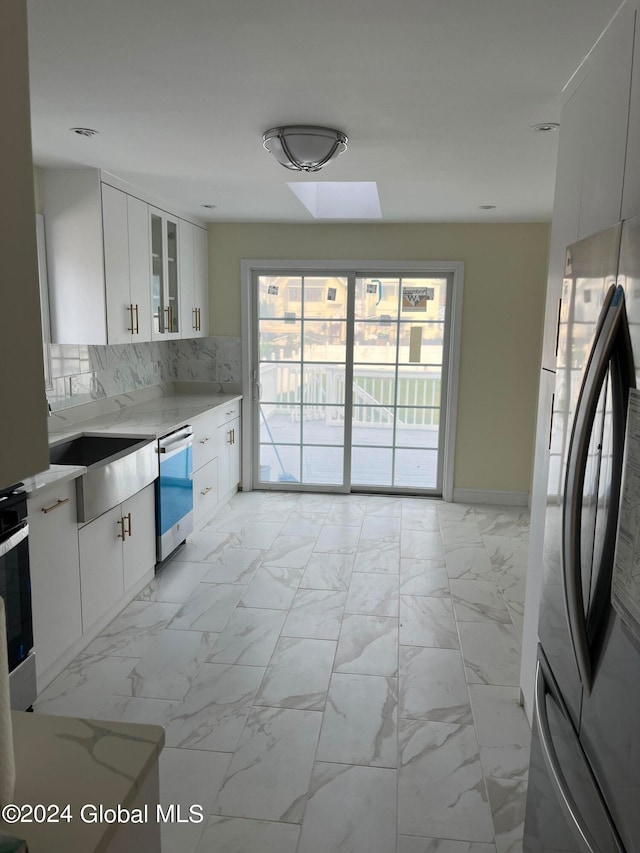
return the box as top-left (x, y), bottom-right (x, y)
top-left (156, 426), bottom-right (194, 562)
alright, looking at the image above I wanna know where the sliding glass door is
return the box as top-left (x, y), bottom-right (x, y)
top-left (352, 275), bottom-right (448, 489)
top-left (253, 269), bottom-right (452, 494)
top-left (256, 273), bottom-right (348, 487)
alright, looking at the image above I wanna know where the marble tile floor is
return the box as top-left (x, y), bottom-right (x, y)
top-left (34, 491), bottom-right (532, 853)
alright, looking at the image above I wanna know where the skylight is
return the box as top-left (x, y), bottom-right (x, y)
top-left (287, 182), bottom-right (381, 219)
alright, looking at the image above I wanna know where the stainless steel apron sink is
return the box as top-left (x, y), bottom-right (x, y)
top-left (49, 434), bottom-right (157, 523)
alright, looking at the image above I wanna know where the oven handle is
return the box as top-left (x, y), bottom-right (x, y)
top-left (0, 523), bottom-right (28, 559)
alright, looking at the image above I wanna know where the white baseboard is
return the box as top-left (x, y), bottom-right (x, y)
top-left (452, 488), bottom-right (529, 507)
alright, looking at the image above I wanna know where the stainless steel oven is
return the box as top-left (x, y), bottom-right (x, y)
top-left (156, 426), bottom-right (193, 562)
top-left (0, 484), bottom-right (35, 710)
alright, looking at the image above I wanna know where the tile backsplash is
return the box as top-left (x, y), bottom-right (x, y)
top-left (46, 336), bottom-right (241, 411)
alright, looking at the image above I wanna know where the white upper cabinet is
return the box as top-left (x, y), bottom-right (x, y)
top-left (194, 225), bottom-right (209, 337)
top-left (43, 167), bottom-right (205, 344)
top-left (575, 1), bottom-right (635, 241)
top-left (179, 220), bottom-right (209, 338)
top-left (103, 185), bottom-right (152, 344)
top-left (622, 4), bottom-right (640, 219)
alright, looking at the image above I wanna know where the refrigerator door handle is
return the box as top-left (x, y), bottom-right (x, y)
top-left (534, 660), bottom-right (626, 853)
top-left (563, 284), bottom-right (627, 691)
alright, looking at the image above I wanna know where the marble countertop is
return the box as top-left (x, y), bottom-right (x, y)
top-left (22, 465), bottom-right (88, 498)
top-left (22, 386), bottom-right (242, 498)
top-left (0, 711), bottom-right (164, 853)
top-left (48, 391), bottom-right (242, 444)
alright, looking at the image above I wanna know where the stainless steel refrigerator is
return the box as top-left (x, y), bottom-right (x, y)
top-left (524, 217), bottom-right (640, 851)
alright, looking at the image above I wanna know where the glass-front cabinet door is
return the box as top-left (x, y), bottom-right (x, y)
top-left (150, 207), bottom-right (180, 339)
top-left (150, 211), bottom-right (165, 338)
top-left (166, 218), bottom-right (180, 335)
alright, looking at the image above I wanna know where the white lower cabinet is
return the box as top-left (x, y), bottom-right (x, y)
top-left (216, 417), bottom-right (240, 500)
top-left (122, 485), bottom-right (156, 592)
top-left (78, 505), bottom-right (125, 632)
top-left (28, 482), bottom-right (83, 684)
top-left (193, 458), bottom-right (218, 527)
top-left (78, 484), bottom-right (156, 632)
top-left (189, 399), bottom-right (242, 529)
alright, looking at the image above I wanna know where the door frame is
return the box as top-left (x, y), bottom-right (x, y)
top-left (241, 259), bottom-right (464, 501)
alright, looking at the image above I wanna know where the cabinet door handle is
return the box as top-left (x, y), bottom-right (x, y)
top-left (125, 512), bottom-right (132, 538)
top-left (117, 517), bottom-right (126, 540)
top-left (200, 437), bottom-right (210, 444)
top-left (193, 307), bottom-right (198, 330)
top-left (198, 307), bottom-right (202, 331)
top-left (135, 304), bottom-right (140, 334)
top-left (200, 486), bottom-right (213, 496)
top-left (227, 430), bottom-right (232, 444)
top-left (41, 498), bottom-right (69, 514)
top-left (231, 428), bottom-right (235, 445)
top-left (164, 306), bottom-right (170, 333)
top-left (127, 304), bottom-right (135, 333)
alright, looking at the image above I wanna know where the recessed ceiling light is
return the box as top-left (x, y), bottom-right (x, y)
top-left (478, 205), bottom-right (496, 210)
top-left (69, 127), bottom-right (99, 137)
top-left (201, 204), bottom-right (217, 209)
top-left (531, 122), bottom-right (560, 133)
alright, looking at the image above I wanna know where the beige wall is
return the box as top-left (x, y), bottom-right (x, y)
top-left (0, 2), bottom-right (49, 490)
top-left (208, 222), bottom-right (550, 494)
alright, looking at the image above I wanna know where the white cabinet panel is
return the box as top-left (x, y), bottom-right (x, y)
top-left (192, 409), bottom-right (217, 472)
top-left (540, 88), bottom-right (585, 371)
top-left (179, 220), bottom-right (196, 337)
top-left (622, 6), bottom-right (640, 219)
top-left (179, 221), bottom-right (209, 338)
top-left (78, 505), bottom-right (125, 632)
top-left (43, 169), bottom-right (107, 344)
top-left (576, 1), bottom-right (634, 240)
top-left (127, 195), bottom-right (152, 342)
top-left (194, 225), bottom-right (209, 337)
top-left (103, 184), bottom-right (133, 345)
top-left (122, 484), bottom-right (156, 592)
top-left (216, 416), bottom-right (241, 501)
top-left (104, 187), bottom-right (152, 344)
top-left (193, 458), bottom-right (218, 527)
top-left (28, 483), bottom-right (82, 683)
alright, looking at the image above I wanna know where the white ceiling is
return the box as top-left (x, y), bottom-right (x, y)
top-left (26, 0), bottom-right (622, 223)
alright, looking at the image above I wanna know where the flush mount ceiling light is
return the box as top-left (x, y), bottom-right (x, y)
top-left (263, 125), bottom-right (348, 172)
top-left (531, 122), bottom-right (560, 133)
top-left (69, 127), bottom-right (99, 137)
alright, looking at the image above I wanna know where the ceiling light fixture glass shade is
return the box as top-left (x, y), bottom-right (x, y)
top-left (263, 125), bottom-right (348, 172)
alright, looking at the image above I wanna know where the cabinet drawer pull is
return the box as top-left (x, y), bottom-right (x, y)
top-left (200, 437), bottom-right (210, 444)
top-left (41, 498), bottom-right (69, 514)
top-left (200, 486), bottom-right (213, 496)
